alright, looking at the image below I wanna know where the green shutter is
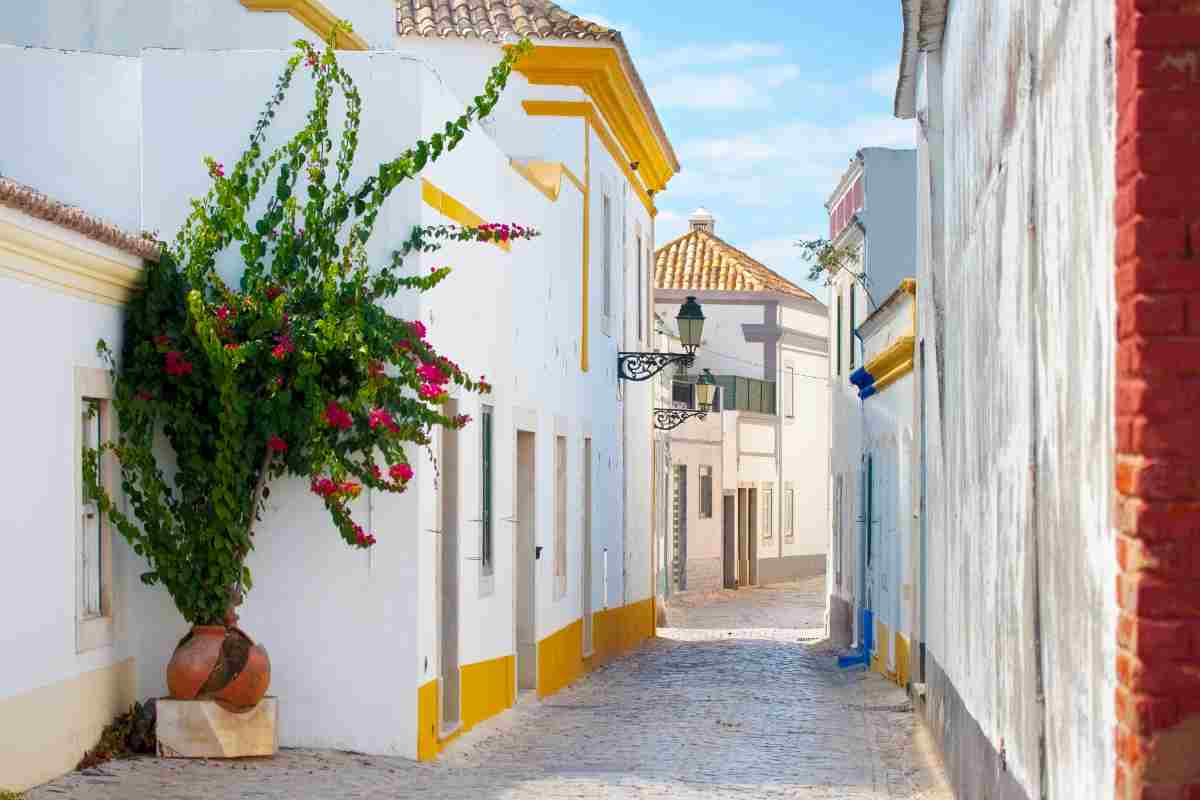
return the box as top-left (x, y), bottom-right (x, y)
top-left (850, 289), bottom-right (857, 369)
top-left (481, 408), bottom-right (493, 569)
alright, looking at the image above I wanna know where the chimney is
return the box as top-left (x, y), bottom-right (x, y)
top-left (689, 207), bottom-right (715, 234)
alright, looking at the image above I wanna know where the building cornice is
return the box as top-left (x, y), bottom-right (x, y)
top-left (515, 46), bottom-right (677, 194)
top-left (0, 205), bottom-right (145, 305)
top-left (240, 0), bottom-right (369, 49)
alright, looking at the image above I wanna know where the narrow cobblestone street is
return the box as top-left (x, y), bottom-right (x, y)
top-left (30, 578), bottom-right (951, 799)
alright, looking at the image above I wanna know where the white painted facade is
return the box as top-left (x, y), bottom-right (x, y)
top-left (824, 148), bottom-right (917, 647)
top-left (0, 3), bottom-right (668, 790)
top-left (655, 245), bottom-right (829, 595)
top-left (896, 2), bottom-right (1117, 798)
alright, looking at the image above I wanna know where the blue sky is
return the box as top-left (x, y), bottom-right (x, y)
top-left (558, 0), bottom-right (915, 301)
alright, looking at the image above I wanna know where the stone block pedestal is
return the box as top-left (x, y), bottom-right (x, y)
top-left (156, 697), bottom-right (277, 758)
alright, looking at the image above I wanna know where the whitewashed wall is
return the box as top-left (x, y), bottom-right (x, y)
top-left (916, 2), bottom-right (1117, 797)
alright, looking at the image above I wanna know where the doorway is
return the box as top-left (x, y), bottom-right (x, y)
top-left (581, 438), bottom-right (593, 656)
top-left (737, 488), bottom-right (749, 587)
top-left (722, 493), bottom-right (736, 589)
top-left (747, 488), bottom-right (759, 586)
top-left (671, 465), bottom-right (688, 592)
top-left (439, 401), bottom-right (461, 729)
top-left (515, 430), bottom-right (537, 692)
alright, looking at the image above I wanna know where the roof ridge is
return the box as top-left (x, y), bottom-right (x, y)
top-left (655, 226), bottom-right (815, 302)
top-left (0, 175), bottom-right (160, 261)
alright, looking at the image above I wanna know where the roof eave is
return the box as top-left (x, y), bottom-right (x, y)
top-left (895, 0), bottom-right (948, 120)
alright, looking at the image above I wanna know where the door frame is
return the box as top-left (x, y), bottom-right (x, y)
top-left (514, 426), bottom-right (538, 693)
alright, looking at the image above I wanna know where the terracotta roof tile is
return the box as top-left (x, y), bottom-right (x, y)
top-left (396, 0), bottom-right (618, 43)
top-left (654, 228), bottom-right (816, 302)
top-left (0, 176), bottom-right (159, 261)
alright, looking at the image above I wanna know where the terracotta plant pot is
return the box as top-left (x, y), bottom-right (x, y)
top-left (166, 625), bottom-right (271, 710)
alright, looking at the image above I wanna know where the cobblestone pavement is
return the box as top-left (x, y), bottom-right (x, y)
top-left (30, 578), bottom-right (952, 799)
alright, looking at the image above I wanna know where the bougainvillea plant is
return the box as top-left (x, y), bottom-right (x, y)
top-left (82, 29), bottom-right (538, 626)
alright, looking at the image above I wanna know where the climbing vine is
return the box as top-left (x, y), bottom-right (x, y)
top-left (83, 28), bottom-right (537, 625)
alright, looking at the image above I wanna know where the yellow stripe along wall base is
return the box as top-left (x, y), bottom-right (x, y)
top-left (868, 618), bottom-right (912, 690)
top-left (417, 597), bottom-right (656, 761)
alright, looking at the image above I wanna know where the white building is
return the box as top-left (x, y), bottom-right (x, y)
top-left (824, 148), bottom-right (916, 647)
top-left (0, 0), bottom-right (677, 790)
top-left (841, 281), bottom-right (918, 688)
top-left (654, 210), bottom-right (829, 596)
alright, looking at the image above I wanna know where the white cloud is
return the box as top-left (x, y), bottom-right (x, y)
top-left (861, 64), bottom-right (899, 97)
top-left (650, 41), bottom-right (788, 72)
top-left (649, 64), bottom-right (802, 110)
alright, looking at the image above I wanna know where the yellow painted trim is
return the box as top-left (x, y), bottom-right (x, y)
top-left (582, 123), bottom-right (590, 372)
top-left (864, 334), bottom-right (915, 394)
top-left (586, 596), bottom-right (655, 670)
top-left (0, 212), bottom-right (144, 305)
top-left (416, 678), bottom-right (439, 762)
top-left (538, 619), bottom-right (584, 698)
top-left (509, 159), bottom-right (585, 202)
top-left (514, 46), bottom-right (676, 194)
top-left (239, 0), bottom-right (368, 49)
top-left (460, 653), bottom-right (515, 730)
top-left (871, 619), bottom-right (891, 678)
top-left (420, 179), bottom-right (511, 252)
top-left (0, 658), bottom-right (135, 792)
top-left (895, 632), bottom-right (911, 688)
top-left (522, 100), bottom-right (657, 218)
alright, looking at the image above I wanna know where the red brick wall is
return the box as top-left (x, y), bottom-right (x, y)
top-left (1115, 2), bottom-right (1200, 797)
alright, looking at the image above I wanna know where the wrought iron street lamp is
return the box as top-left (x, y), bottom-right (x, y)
top-left (618, 296), bottom-right (705, 382)
top-left (654, 370), bottom-right (717, 431)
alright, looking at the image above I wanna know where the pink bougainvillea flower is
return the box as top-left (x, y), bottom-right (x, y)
top-left (417, 362), bottom-right (448, 385)
top-left (224, 343), bottom-right (240, 351)
top-left (271, 333), bottom-right (295, 361)
top-left (136, 390), bottom-right (154, 402)
top-left (409, 320), bottom-right (427, 340)
top-left (215, 305), bottom-right (232, 321)
top-left (306, 51), bottom-right (319, 68)
top-left (453, 413), bottom-right (472, 428)
top-left (267, 435), bottom-right (288, 453)
top-left (368, 360), bottom-right (385, 378)
top-left (339, 481), bottom-right (362, 499)
top-left (371, 464), bottom-right (382, 480)
top-left (165, 351), bottom-right (193, 377)
top-left (323, 401), bottom-right (353, 430)
top-left (210, 162), bottom-right (225, 179)
top-left (265, 285), bottom-right (284, 301)
top-left (368, 408), bottom-right (399, 433)
top-left (154, 335), bottom-right (170, 347)
top-left (389, 463), bottom-right (414, 483)
top-left (419, 383), bottom-right (445, 401)
top-left (310, 477), bottom-right (338, 498)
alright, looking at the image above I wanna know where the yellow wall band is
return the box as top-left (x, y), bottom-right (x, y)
top-left (420, 179), bottom-right (511, 252)
top-left (0, 658), bottom-right (135, 792)
top-left (416, 678), bottom-right (439, 762)
top-left (509, 159), bottom-right (585, 202)
top-left (239, 0), bottom-right (369, 49)
top-left (537, 619), bottom-right (584, 699)
top-left (461, 653), bottom-right (515, 730)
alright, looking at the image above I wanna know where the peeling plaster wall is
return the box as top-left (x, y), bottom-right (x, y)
top-left (918, 2), bottom-right (1117, 798)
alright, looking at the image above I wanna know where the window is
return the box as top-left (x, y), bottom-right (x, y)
top-left (784, 362), bottom-right (795, 418)
top-left (761, 485), bottom-right (774, 541)
top-left (76, 367), bottom-right (115, 653)
top-left (836, 294), bottom-right (843, 376)
top-left (602, 194), bottom-right (613, 324)
top-left (554, 436), bottom-right (567, 599)
top-left (849, 287), bottom-right (857, 369)
top-left (480, 406), bottom-right (494, 574)
top-left (636, 232), bottom-right (643, 344)
top-left (783, 484), bottom-right (795, 543)
top-left (672, 380), bottom-right (695, 408)
top-left (699, 466), bottom-right (713, 518)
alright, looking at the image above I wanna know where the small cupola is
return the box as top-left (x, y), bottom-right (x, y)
top-left (689, 208), bottom-right (715, 234)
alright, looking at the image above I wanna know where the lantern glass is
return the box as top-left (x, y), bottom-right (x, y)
top-left (696, 381), bottom-right (716, 412)
top-left (676, 296), bottom-right (705, 354)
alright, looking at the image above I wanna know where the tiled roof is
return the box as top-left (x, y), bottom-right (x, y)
top-left (0, 176), bottom-right (159, 261)
top-left (655, 228), bottom-right (817, 302)
top-left (396, 0), bottom-right (618, 43)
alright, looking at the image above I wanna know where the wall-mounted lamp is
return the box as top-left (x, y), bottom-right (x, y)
top-left (618, 296), bottom-right (705, 382)
top-left (653, 369), bottom-right (717, 430)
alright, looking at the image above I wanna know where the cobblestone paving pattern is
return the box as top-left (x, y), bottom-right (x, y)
top-left (30, 577), bottom-right (952, 799)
